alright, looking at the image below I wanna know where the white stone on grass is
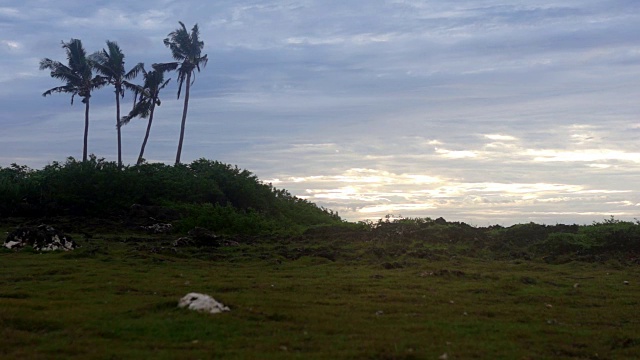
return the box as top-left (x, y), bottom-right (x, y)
top-left (178, 293), bottom-right (230, 314)
top-left (4, 240), bottom-right (22, 249)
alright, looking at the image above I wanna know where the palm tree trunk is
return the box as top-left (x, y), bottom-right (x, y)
top-left (115, 90), bottom-right (123, 168)
top-left (83, 98), bottom-right (90, 162)
top-left (175, 71), bottom-right (191, 165)
top-left (137, 103), bottom-right (155, 165)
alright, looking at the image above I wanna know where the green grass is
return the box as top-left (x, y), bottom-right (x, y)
top-left (1, 225), bottom-right (639, 359)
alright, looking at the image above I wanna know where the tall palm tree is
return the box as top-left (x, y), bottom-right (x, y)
top-left (120, 65), bottom-right (172, 165)
top-left (91, 41), bottom-right (143, 168)
top-left (40, 39), bottom-right (105, 162)
top-left (162, 21), bottom-right (208, 165)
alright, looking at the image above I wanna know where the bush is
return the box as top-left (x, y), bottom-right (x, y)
top-left (0, 157), bottom-right (342, 235)
top-left (537, 233), bottom-right (596, 255)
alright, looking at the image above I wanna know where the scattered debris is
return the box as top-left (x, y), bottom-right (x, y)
top-left (178, 293), bottom-right (230, 314)
top-left (174, 237), bottom-right (196, 247)
top-left (545, 304), bottom-right (553, 308)
top-left (142, 223), bottom-right (172, 234)
top-left (439, 353), bottom-right (448, 360)
top-left (4, 224), bottom-right (78, 251)
top-left (573, 283), bottom-right (580, 288)
top-left (623, 281), bottom-right (630, 286)
top-left (375, 310), bottom-right (384, 316)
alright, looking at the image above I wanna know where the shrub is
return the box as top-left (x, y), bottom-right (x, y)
top-left (0, 157), bottom-right (342, 234)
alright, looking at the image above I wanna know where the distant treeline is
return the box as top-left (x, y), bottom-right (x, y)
top-left (332, 216), bottom-right (640, 263)
top-left (0, 157), bottom-right (342, 235)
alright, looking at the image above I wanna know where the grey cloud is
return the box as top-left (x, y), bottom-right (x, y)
top-left (1, 0), bottom-right (639, 225)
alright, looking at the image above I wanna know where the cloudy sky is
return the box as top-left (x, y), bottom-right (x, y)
top-left (1, 1), bottom-right (639, 225)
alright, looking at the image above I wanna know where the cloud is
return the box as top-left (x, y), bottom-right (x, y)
top-left (485, 134), bottom-right (517, 141)
top-left (1, 0), bottom-right (640, 226)
top-left (528, 149), bottom-right (640, 163)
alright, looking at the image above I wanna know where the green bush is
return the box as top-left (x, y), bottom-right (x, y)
top-left (0, 157), bottom-right (342, 235)
top-left (580, 219), bottom-right (640, 253)
top-left (538, 233), bottom-right (596, 255)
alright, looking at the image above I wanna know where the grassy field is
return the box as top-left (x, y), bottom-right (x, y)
top-left (1, 221), bottom-right (639, 359)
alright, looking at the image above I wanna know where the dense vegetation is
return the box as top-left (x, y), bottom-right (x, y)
top-left (351, 216), bottom-right (640, 264)
top-left (0, 157), bottom-right (342, 235)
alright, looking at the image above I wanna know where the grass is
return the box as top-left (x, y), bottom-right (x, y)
top-left (1, 222), bottom-right (639, 359)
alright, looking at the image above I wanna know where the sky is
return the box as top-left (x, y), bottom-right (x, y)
top-left (1, 0), bottom-right (639, 226)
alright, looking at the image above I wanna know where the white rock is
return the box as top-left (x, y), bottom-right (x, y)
top-left (4, 241), bottom-right (21, 249)
top-left (178, 293), bottom-right (230, 314)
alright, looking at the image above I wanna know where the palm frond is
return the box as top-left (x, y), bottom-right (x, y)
top-left (121, 96), bottom-right (153, 125)
top-left (152, 62), bottom-right (179, 73)
top-left (125, 62), bottom-right (144, 80)
top-left (42, 85), bottom-right (75, 98)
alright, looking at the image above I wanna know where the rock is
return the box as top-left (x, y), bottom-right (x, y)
top-left (4, 224), bottom-right (78, 251)
top-left (174, 227), bottom-right (222, 247)
top-left (178, 293), bottom-right (230, 314)
top-left (624, 281), bottom-right (630, 285)
top-left (188, 227), bottom-right (221, 246)
top-left (142, 223), bottom-right (173, 234)
top-left (173, 237), bottom-right (196, 247)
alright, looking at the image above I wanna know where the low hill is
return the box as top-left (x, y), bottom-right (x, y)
top-left (0, 156), bottom-right (343, 235)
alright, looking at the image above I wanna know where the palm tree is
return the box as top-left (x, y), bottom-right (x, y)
top-left (162, 21), bottom-right (208, 165)
top-left (40, 39), bottom-right (105, 162)
top-left (120, 65), bottom-right (172, 165)
top-left (91, 41), bottom-right (143, 168)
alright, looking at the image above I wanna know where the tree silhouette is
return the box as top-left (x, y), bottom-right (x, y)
top-left (161, 21), bottom-right (208, 165)
top-left (40, 39), bottom-right (105, 162)
top-left (91, 41), bottom-right (143, 168)
top-left (121, 64), bottom-right (172, 165)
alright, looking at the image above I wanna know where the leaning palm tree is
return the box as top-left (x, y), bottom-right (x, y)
top-left (120, 64), bottom-right (172, 165)
top-left (91, 41), bottom-right (143, 168)
top-left (40, 39), bottom-right (105, 162)
top-left (161, 21), bottom-right (208, 165)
